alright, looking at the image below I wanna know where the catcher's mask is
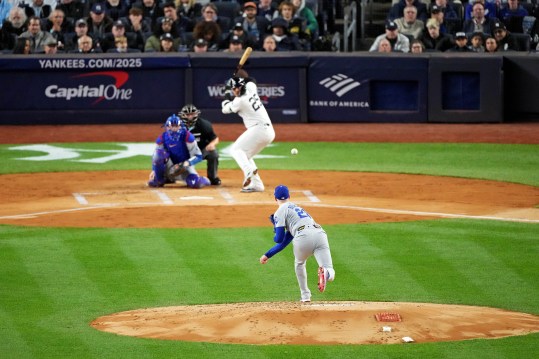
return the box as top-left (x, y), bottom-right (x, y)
top-left (164, 114), bottom-right (182, 140)
top-left (179, 104), bottom-right (201, 127)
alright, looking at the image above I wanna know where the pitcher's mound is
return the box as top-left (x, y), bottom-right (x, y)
top-left (91, 301), bottom-right (539, 345)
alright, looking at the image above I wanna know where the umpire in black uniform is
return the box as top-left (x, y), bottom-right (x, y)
top-left (178, 104), bottom-right (221, 185)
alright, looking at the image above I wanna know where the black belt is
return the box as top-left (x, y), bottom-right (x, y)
top-left (297, 224), bottom-right (321, 232)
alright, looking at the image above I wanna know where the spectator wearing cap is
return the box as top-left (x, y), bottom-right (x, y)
top-left (277, 0), bottom-right (312, 50)
top-left (369, 20), bottom-right (410, 52)
top-left (64, 18), bottom-right (98, 51)
top-left (428, 5), bottom-right (454, 35)
top-left (234, 1), bottom-right (270, 48)
top-left (157, 32), bottom-right (177, 52)
top-left (131, 0), bottom-right (164, 30)
top-left (388, 0), bottom-right (428, 23)
top-left (419, 18), bottom-right (453, 51)
top-left (395, 5), bottom-right (424, 39)
top-left (270, 16), bottom-right (301, 51)
top-left (191, 37), bottom-right (208, 52)
top-left (55, 0), bottom-right (85, 24)
top-left (144, 16), bottom-right (182, 51)
top-left (492, 21), bottom-right (519, 51)
top-left (22, 0), bottom-right (52, 20)
top-left (429, 0), bottom-right (458, 21)
top-left (101, 19), bottom-right (142, 52)
top-left (447, 31), bottom-right (472, 51)
top-left (123, 7), bottom-right (152, 48)
top-left (177, 0), bottom-right (202, 32)
top-left (104, 0), bottom-right (128, 22)
top-left (462, 1), bottom-right (500, 37)
top-left (70, 34), bottom-right (103, 53)
top-left (258, 0), bottom-right (279, 22)
top-left (464, 0), bottom-right (498, 21)
top-left (222, 34), bottom-right (243, 52)
top-left (220, 21), bottom-right (258, 50)
top-left (192, 19), bottom-right (221, 51)
top-left (43, 37), bottom-right (62, 54)
top-left (43, 9), bottom-right (71, 51)
top-left (87, 2), bottom-right (114, 42)
top-left (20, 15), bottom-right (56, 53)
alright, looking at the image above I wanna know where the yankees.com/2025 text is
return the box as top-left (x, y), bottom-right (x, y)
top-left (38, 58), bottom-right (143, 69)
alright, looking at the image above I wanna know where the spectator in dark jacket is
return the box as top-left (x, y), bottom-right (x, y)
top-left (55, 0), bottom-right (85, 23)
top-left (420, 18), bottom-right (453, 51)
top-left (388, 0), bottom-right (428, 22)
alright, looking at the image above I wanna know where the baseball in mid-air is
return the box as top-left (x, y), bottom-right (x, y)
top-left (291, 148), bottom-right (298, 155)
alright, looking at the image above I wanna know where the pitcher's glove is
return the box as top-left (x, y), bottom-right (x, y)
top-left (269, 214), bottom-right (275, 225)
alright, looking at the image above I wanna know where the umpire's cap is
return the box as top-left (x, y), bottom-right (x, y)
top-left (274, 185), bottom-right (290, 200)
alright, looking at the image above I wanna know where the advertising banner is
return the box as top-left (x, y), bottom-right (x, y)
top-left (0, 55), bottom-right (189, 124)
top-left (308, 55), bottom-right (429, 123)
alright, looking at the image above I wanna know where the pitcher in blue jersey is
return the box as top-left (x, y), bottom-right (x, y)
top-left (147, 114), bottom-right (210, 188)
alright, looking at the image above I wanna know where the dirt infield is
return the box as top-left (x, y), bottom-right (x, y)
top-left (2, 123), bottom-right (538, 345)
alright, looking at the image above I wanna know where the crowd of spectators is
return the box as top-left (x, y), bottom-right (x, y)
top-left (1, 0), bottom-right (538, 54)
top-left (0, 0), bottom-right (331, 54)
top-left (380, 0), bottom-right (539, 53)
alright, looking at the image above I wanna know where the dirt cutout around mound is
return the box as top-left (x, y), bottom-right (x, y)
top-left (91, 301), bottom-right (539, 345)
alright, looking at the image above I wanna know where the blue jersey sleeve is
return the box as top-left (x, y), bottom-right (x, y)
top-left (265, 230), bottom-right (293, 258)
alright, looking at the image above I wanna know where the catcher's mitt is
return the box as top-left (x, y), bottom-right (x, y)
top-left (168, 162), bottom-right (187, 178)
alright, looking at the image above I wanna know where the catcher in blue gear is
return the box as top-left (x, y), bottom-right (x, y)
top-left (147, 114), bottom-right (211, 188)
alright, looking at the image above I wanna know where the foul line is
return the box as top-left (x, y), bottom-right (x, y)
top-left (0, 204), bottom-right (117, 219)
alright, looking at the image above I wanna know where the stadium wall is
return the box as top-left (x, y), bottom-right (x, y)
top-left (0, 52), bottom-right (537, 124)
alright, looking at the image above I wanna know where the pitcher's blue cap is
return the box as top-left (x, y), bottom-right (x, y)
top-left (274, 185), bottom-right (290, 200)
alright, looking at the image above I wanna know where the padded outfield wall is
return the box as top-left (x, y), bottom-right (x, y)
top-left (0, 52), bottom-right (537, 124)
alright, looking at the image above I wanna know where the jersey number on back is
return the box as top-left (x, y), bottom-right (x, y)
top-left (294, 207), bottom-right (310, 219)
top-left (248, 94), bottom-right (262, 111)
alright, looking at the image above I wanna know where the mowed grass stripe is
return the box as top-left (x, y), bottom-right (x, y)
top-left (0, 229), bottom-right (97, 358)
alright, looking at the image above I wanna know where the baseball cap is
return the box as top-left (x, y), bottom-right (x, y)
top-left (455, 32), bottom-right (467, 39)
top-left (160, 33), bottom-right (174, 41)
top-left (113, 20), bottom-right (124, 28)
top-left (161, 17), bottom-right (173, 24)
top-left (244, 1), bottom-right (257, 9)
top-left (271, 17), bottom-right (288, 29)
top-left (91, 3), bottom-right (104, 14)
top-left (75, 18), bottom-right (87, 27)
top-left (274, 185), bottom-right (290, 200)
top-left (431, 5), bottom-right (441, 13)
top-left (230, 35), bottom-right (242, 44)
top-left (195, 38), bottom-right (207, 47)
top-left (385, 20), bottom-right (398, 31)
top-left (494, 22), bottom-right (506, 31)
top-left (233, 22), bottom-right (243, 30)
top-left (45, 38), bottom-right (58, 46)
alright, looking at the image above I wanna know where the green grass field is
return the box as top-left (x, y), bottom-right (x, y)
top-left (0, 141), bottom-right (538, 358)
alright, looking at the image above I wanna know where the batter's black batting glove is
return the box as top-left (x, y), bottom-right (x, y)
top-left (224, 88), bottom-right (234, 101)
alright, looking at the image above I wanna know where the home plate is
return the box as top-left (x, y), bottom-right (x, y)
top-left (179, 196), bottom-right (214, 200)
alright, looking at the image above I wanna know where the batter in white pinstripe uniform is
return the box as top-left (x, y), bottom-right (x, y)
top-left (221, 76), bottom-right (275, 192)
top-left (260, 185), bottom-right (336, 302)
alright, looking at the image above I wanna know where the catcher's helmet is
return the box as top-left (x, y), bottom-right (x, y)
top-left (178, 104), bottom-right (201, 127)
top-left (165, 114), bottom-right (181, 128)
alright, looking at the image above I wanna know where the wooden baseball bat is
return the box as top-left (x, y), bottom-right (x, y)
top-left (233, 47), bottom-right (252, 76)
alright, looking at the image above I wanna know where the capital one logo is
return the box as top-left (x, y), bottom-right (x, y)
top-left (319, 74), bottom-right (361, 97)
top-left (45, 71), bottom-right (132, 105)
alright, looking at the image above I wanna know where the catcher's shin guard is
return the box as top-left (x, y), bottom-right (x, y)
top-left (185, 174), bottom-right (210, 189)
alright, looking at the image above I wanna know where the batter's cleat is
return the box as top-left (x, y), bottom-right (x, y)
top-left (318, 267), bottom-right (328, 292)
top-left (147, 179), bottom-right (164, 188)
top-left (242, 169), bottom-right (258, 188)
top-left (210, 177), bottom-right (221, 186)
